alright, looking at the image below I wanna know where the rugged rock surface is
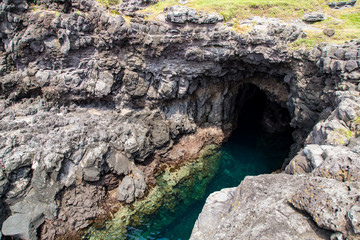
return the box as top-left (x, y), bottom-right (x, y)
top-left (328, 0), bottom-right (357, 9)
top-left (0, 0), bottom-right (359, 239)
top-left (191, 38), bottom-right (360, 240)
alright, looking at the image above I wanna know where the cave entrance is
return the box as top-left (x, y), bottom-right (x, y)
top-left (224, 83), bottom-right (295, 179)
top-left (150, 84), bottom-right (296, 239)
top-left (88, 84), bottom-right (295, 240)
top-left (134, 84), bottom-right (295, 239)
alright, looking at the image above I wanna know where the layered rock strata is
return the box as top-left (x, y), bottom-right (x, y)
top-left (0, 0), bottom-right (359, 239)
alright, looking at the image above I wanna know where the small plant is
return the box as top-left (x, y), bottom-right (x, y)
top-left (110, 10), bottom-right (120, 15)
top-left (336, 128), bottom-right (353, 140)
top-left (355, 116), bottom-right (360, 124)
top-left (97, 0), bottom-right (120, 8)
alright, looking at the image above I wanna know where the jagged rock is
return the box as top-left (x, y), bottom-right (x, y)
top-left (191, 187), bottom-right (236, 240)
top-left (303, 144), bottom-right (324, 169)
top-left (347, 205), bottom-right (360, 234)
top-left (302, 12), bottom-right (325, 22)
top-left (107, 150), bottom-right (131, 175)
top-left (306, 119), bottom-right (352, 146)
top-left (284, 150), bottom-right (312, 174)
top-left (290, 177), bottom-right (360, 238)
top-left (2, 212), bottom-right (44, 240)
top-left (123, 69), bottom-right (149, 97)
top-left (166, 5), bottom-right (223, 24)
top-left (116, 164), bottom-right (146, 203)
top-left (312, 145), bottom-right (360, 181)
top-left (329, 0), bottom-right (357, 9)
top-left (190, 174), bottom-right (331, 240)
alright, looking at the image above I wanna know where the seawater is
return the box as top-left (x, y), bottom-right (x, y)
top-left (136, 110), bottom-right (293, 240)
top-left (86, 96), bottom-right (293, 240)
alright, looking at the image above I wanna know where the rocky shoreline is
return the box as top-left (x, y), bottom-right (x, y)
top-left (0, 0), bottom-right (359, 239)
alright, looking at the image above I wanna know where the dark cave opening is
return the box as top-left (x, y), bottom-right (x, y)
top-left (96, 83), bottom-right (296, 240)
top-left (234, 83), bottom-right (293, 135)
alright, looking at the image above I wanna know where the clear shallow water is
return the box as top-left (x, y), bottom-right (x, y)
top-left (87, 89), bottom-right (294, 240)
top-left (122, 100), bottom-right (294, 240)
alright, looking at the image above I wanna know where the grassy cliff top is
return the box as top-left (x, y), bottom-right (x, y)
top-left (141, 0), bottom-right (360, 48)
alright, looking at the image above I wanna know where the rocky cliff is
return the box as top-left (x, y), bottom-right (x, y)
top-left (0, 0), bottom-right (359, 239)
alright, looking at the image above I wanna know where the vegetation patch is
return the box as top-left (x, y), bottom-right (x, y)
top-left (96, 0), bottom-right (121, 8)
top-left (143, 0), bottom-right (360, 48)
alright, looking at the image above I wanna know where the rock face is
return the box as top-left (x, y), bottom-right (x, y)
top-left (191, 45), bottom-right (360, 239)
top-left (0, 0), bottom-right (360, 239)
top-left (191, 175), bottom-right (333, 240)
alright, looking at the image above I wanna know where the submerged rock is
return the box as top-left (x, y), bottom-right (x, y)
top-left (87, 145), bottom-right (221, 239)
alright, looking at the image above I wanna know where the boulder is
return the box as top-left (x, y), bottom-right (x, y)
top-left (2, 212), bottom-right (44, 240)
top-left (116, 164), bottom-right (146, 203)
top-left (302, 12), bottom-right (325, 22)
top-left (190, 174), bottom-right (331, 240)
top-left (323, 28), bottom-right (335, 37)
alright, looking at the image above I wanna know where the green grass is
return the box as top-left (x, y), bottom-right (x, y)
top-left (143, 0), bottom-right (360, 48)
top-left (96, 0), bottom-right (120, 8)
top-left (144, 0), bottom-right (326, 20)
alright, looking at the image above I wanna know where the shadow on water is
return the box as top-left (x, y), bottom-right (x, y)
top-left (119, 85), bottom-right (294, 240)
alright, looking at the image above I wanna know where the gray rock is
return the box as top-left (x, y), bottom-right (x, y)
top-left (191, 187), bottom-right (236, 240)
top-left (303, 144), bottom-right (324, 169)
top-left (312, 146), bottom-right (360, 181)
top-left (95, 70), bottom-right (114, 97)
top-left (329, 1), bottom-right (357, 9)
top-left (83, 167), bottom-right (101, 182)
top-left (2, 204), bottom-right (45, 240)
top-left (191, 174), bottom-right (331, 240)
top-left (285, 150), bottom-right (312, 174)
top-left (306, 119), bottom-right (351, 146)
top-left (290, 177), bottom-right (360, 237)
top-left (123, 69), bottom-right (149, 97)
top-left (323, 28), bottom-right (335, 37)
top-left (303, 12), bottom-right (325, 22)
top-left (116, 176), bottom-right (135, 203)
top-left (345, 60), bottom-right (358, 72)
top-left (330, 232), bottom-right (344, 240)
top-left (166, 5), bottom-right (222, 24)
top-left (116, 164), bottom-right (146, 203)
top-left (107, 150), bottom-right (130, 175)
top-left (347, 205), bottom-right (360, 234)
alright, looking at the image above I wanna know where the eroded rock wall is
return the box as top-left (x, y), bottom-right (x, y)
top-left (0, 0), bottom-right (359, 239)
top-left (191, 41), bottom-right (360, 240)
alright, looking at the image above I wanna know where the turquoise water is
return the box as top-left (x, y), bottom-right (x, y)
top-left (120, 95), bottom-right (294, 239)
top-left (86, 87), bottom-right (294, 240)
